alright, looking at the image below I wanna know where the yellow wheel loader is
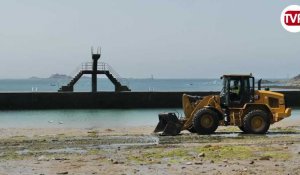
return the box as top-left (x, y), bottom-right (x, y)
top-left (154, 74), bottom-right (292, 136)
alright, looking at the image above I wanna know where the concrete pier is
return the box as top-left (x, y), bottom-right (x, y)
top-left (0, 91), bottom-right (298, 110)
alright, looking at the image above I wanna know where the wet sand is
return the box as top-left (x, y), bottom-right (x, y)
top-left (0, 120), bottom-right (299, 175)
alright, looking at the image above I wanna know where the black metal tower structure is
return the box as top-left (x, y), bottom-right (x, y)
top-left (91, 47), bottom-right (101, 93)
top-left (58, 48), bottom-right (130, 92)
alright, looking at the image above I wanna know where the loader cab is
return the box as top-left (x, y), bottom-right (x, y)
top-left (220, 75), bottom-right (255, 108)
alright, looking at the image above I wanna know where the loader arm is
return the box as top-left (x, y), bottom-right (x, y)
top-left (183, 95), bottom-right (222, 130)
top-left (182, 94), bottom-right (197, 118)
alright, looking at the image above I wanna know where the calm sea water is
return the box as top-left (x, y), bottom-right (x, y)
top-left (0, 109), bottom-right (178, 128)
top-left (0, 78), bottom-right (296, 128)
top-left (0, 78), bottom-right (223, 92)
top-left (0, 108), bottom-right (298, 129)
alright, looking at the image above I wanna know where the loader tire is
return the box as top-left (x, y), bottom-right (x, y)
top-left (243, 110), bottom-right (270, 134)
top-left (193, 108), bottom-right (219, 135)
top-left (238, 125), bottom-right (246, 132)
top-left (187, 127), bottom-right (196, 133)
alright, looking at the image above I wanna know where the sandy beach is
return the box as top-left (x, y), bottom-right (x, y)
top-left (0, 119), bottom-right (299, 175)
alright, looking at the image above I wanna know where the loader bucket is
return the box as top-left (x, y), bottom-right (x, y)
top-left (154, 113), bottom-right (183, 136)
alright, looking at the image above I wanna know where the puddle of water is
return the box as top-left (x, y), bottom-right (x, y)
top-left (16, 149), bottom-right (30, 155)
top-left (90, 142), bottom-right (158, 150)
top-left (46, 147), bottom-right (87, 154)
top-left (94, 135), bottom-right (159, 145)
top-left (88, 135), bottom-right (160, 149)
top-left (16, 147), bottom-right (87, 155)
top-left (156, 131), bottom-right (300, 144)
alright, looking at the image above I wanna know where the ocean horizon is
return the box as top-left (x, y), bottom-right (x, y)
top-left (0, 77), bottom-right (286, 92)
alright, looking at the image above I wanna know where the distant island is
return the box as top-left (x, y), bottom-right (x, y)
top-left (28, 74), bottom-right (94, 80)
top-left (48, 74), bottom-right (72, 79)
top-left (29, 74), bottom-right (72, 80)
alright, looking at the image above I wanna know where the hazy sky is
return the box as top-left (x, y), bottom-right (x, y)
top-left (0, 0), bottom-right (299, 79)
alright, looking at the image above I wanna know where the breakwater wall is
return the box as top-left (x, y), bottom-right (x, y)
top-left (0, 91), bottom-right (298, 110)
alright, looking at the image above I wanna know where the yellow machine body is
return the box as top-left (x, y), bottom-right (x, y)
top-left (182, 90), bottom-right (291, 131)
top-left (154, 74), bottom-right (292, 135)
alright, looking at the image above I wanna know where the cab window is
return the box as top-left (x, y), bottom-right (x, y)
top-left (229, 79), bottom-right (241, 101)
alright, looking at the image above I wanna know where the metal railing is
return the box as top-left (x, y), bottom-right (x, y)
top-left (68, 62), bottom-right (129, 87)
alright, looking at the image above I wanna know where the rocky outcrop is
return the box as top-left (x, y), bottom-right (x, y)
top-left (287, 74), bottom-right (300, 87)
